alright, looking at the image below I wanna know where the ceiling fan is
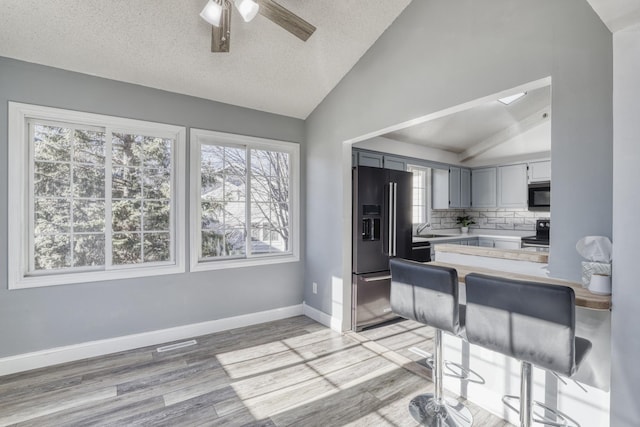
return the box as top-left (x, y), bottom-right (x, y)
top-left (199, 0), bottom-right (316, 52)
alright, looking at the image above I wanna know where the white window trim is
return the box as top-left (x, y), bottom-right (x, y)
top-left (8, 102), bottom-right (186, 289)
top-left (189, 128), bottom-right (300, 272)
top-left (408, 164), bottom-right (432, 224)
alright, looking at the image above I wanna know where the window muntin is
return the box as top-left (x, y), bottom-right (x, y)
top-left (408, 165), bottom-right (431, 224)
top-left (191, 129), bottom-right (299, 270)
top-left (8, 103), bottom-right (186, 289)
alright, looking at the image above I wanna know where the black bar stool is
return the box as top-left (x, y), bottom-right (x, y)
top-left (464, 273), bottom-right (592, 427)
top-left (390, 258), bottom-right (473, 427)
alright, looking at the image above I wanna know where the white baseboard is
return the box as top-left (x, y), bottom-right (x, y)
top-left (0, 304), bottom-right (303, 377)
top-left (302, 302), bottom-right (344, 332)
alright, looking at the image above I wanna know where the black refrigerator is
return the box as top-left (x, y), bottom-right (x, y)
top-left (352, 165), bottom-right (412, 331)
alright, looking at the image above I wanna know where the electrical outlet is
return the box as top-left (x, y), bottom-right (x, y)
top-left (312, 282), bottom-right (318, 294)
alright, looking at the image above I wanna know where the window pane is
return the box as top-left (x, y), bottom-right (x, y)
top-left (143, 167), bottom-right (171, 199)
top-left (112, 133), bottom-right (143, 166)
top-left (143, 200), bottom-right (170, 231)
top-left (35, 198), bottom-right (71, 234)
top-left (201, 200), bottom-right (224, 230)
top-left (73, 130), bottom-right (105, 165)
top-left (144, 233), bottom-right (170, 262)
top-left (73, 165), bottom-right (105, 198)
top-left (201, 229), bottom-right (245, 258)
top-left (112, 233), bottom-right (142, 264)
top-left (143, 137), bottom-right (172, 169)
top-left (33, 124), bottom-right (71, 162)
top-left (112, 167), bottom-right (141, 199)
top-left (73, 200), bottom-right (105, 232)
top-left (73, 234), bottom-right (105, 267)
top-left (250, 149), bottom-right (290, 254)
top-left (34, 235), bottom-right (71, 270)
top-left (34, 161), bottom-right (71, 197)
top-left (112, 200), bottom-right (142, 231)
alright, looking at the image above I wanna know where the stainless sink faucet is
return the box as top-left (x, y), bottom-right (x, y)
top-left (416, 222), bottom-right (431, 235)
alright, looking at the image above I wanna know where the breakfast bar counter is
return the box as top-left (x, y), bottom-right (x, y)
top-left (429, 261), bottom-right (611, 310)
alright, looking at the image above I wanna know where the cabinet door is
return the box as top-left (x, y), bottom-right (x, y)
top-left (466, 237), bottom-right (479, 246)
top-left (471, 168), bottom-right (497, 208)
top-left (383, 155), bottom-right (407, 171)
top-left (529, 161), bottom-right (551, 182)
top-left (460, 169), bottom-right (471, 208)
top-left (432, 168), bottom-right (449, 210)
top-left (449, 167), bottom-right (461, 208)
top-left (498, 164), bottom-right (528, 208)
top-left (493, 239), bottom-right (521, 250)
top-left (358, 152), bottom-right (383, 168)
top-left (478, 238), bottom-right (494, 247)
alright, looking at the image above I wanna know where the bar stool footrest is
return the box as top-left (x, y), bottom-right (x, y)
top-left (502, 395), bottom-right (580, 427)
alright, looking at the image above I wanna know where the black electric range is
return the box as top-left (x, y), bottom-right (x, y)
top-left (521, 219), bottom-right (550, 247)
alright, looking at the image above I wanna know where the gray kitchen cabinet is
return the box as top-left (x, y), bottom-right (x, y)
top-left (493, 239), bottom-right (521, 249)
top-left (460, 168), bottom-right (471, 208)
top-left (432, 168), bottom-right (450, 210)
top-left (383, 155), bottom-right (407, 171)
top-left (449, 167), bottom-right (461, 208)
top-left (528, 160), bottom-right (551, 182)
top-left (471, 167), bottom-right (497, 208)
top-left (478, 237), bottom-right (494, 247)
top-left (497, 164), bottom-right (528, 208)
top-left (357, 152), bottom-right (383, 168)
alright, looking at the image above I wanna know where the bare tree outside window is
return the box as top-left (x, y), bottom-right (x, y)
top-left (199, 144), bottom-right (290, 259)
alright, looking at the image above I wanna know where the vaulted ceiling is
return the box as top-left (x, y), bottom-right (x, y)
top-left (0, 0), bottom-right (412, 119)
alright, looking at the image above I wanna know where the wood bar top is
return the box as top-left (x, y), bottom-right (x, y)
top-left (434, 244), bottom-right (549, 263)
top-left (429, 261), bottom-right (612, 311)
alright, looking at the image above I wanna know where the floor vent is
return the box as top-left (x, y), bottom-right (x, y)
top-left (156, 339), bottom-right (198, 353)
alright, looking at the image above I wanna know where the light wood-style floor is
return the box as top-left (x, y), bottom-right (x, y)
top-left (0, 316), bottom-right (511, 426)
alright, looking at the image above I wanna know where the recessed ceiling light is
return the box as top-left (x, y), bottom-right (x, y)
top-left (498, 92), bottom-right (527, 105)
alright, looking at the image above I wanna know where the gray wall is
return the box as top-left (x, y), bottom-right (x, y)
top-left (305, 0), bottom-right (612, 320)
top-left (611, 27), bottom-right (640, 427)
top-left (0, 57), bottom-right (305, 357)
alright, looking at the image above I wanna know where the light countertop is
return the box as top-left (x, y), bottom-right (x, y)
top-left (429, 261), bottom-right (611, 311)
top-left (434, 243), bottom-right (549, 263)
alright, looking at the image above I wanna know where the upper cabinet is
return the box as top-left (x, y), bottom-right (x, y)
top-left (460, 168), bottom-right (471, 208)
top-left (497, 164), bottom-right (528, 208)
top-left (528, 160), bottom-right (551, 182)
top-left (432, 168), bottom-right (450, 210)
top-left (356, 151), bottom-right (383, 168)
top-left (471, 167), bottom-right (497, 208)
top-left (354, 150), bottom-right (407, 171)
top-left (449, 167), bottom-right (461, 208)
top-left (433, 167), bottom-right (471, 209)
top-left (383, 155), bottom-right (407, 171)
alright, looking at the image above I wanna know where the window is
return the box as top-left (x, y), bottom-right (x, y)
top-left (8, 103), bottom-right (186, 289)
top-left (190, 129), bottom-right (299, 270)
top-left (407, 165), bottom-right (431, 224)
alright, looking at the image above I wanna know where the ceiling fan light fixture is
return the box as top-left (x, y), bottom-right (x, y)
top-left (234, 0), bottom-right (259, 22)
top-left (200, 0), bottom-right (224, 27)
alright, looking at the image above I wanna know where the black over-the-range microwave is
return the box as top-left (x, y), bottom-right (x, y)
top-left (528, 182), bottom-right (550, 211)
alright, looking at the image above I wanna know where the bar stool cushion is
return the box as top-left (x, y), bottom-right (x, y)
top-left (390, 259), bottom-right (461, 335)
top-left (465, 273), bottom-right (590, 377)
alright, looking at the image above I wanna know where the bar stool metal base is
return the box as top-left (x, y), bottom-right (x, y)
top-left (409, 393), bottom-right (473, 427)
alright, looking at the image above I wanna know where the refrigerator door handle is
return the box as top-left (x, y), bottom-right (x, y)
top-left (362, 275), bottom-right (392, 282)
top-left (388, 184), bottom-right (393, 255)
top-left (393, 182), bottom-right (397, 256)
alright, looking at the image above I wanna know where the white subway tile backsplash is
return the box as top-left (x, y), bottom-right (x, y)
top-left (431, 207), bottom-right (547, 231)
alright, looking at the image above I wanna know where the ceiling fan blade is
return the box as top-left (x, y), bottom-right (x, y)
top-left (211, 4), bottom-right (231, 52)
top-left (258, 0), bottom-right (316, 42)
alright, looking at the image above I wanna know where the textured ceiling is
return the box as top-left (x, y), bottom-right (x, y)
top-left (0, 0), bottom-right (412, 119)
